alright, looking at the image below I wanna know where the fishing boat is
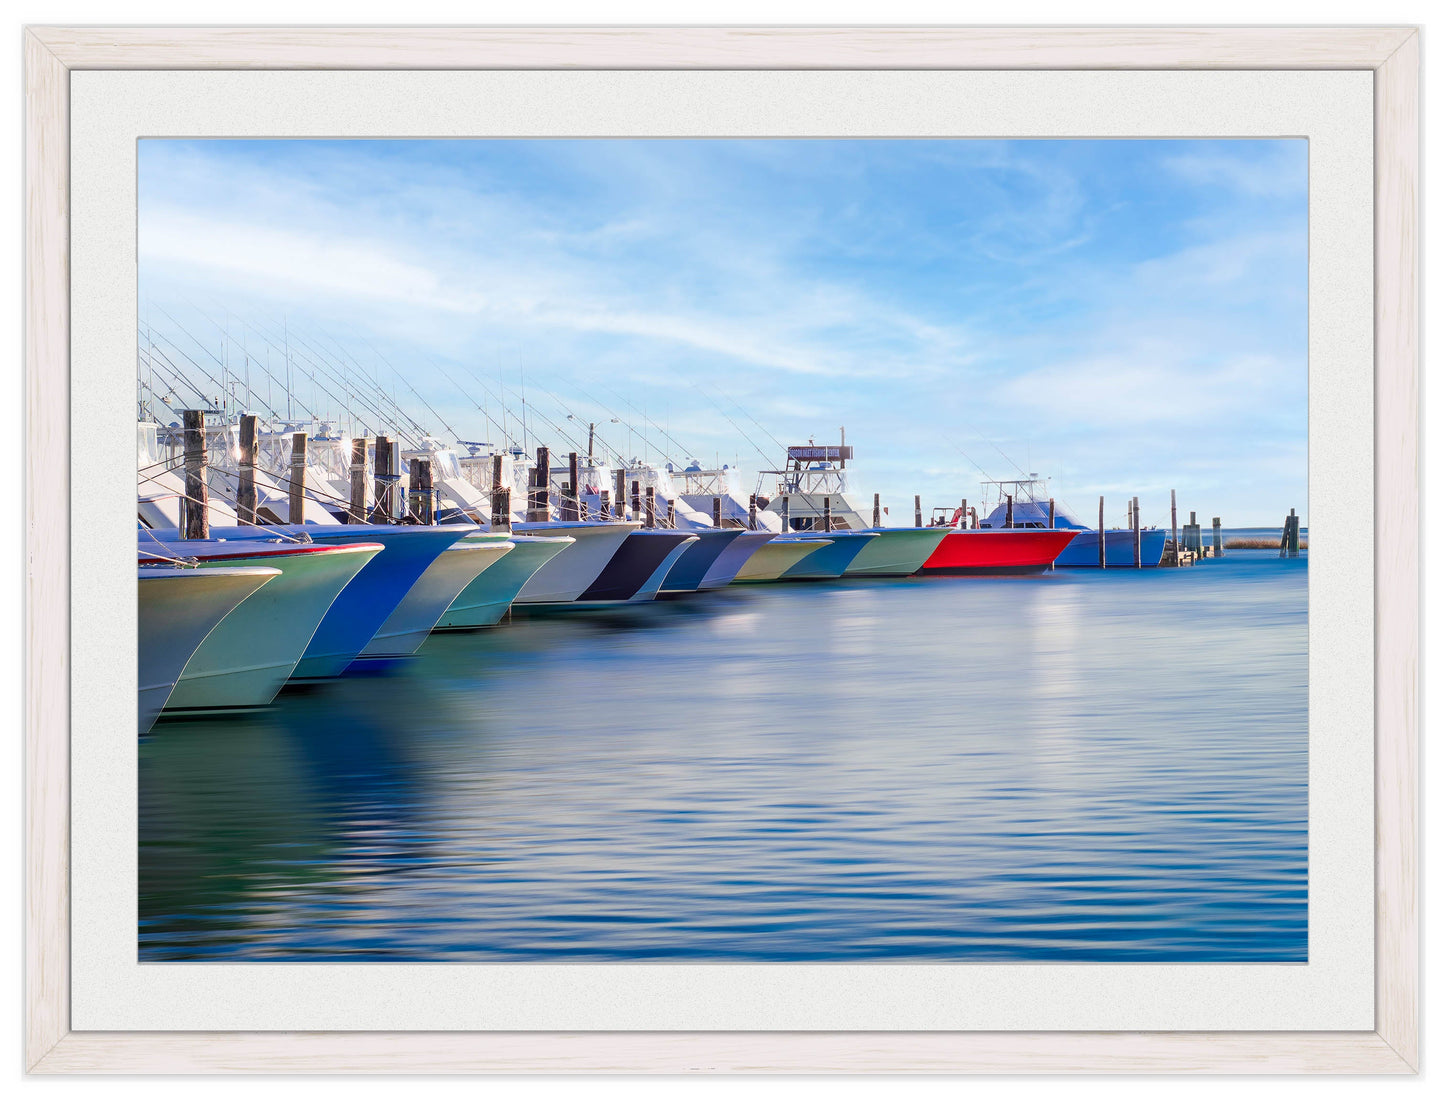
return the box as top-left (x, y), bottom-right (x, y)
top-left (974, 477), bottom-right (1168, 567)
top-left (917, 528), bottom-right (1078, 574)
top-left (697, 531), bottom-right (778, 589)
top-left (732, 538), bottom-right (831, 582)
top-left (777, 531), bottom-right (880, 580)
top-left (138, 564), bottom-right (279, 732)
top-left (142, 538), bottom-right (383, 714)
top-left (842, 527), bottom-right (951, 578)
top-left (658, 528), bottom-right (748, 594)
top-left (175, 524), bottom-right (474, 678)
top-left (575, 530), bottom-right (699, 603)
top-left (511, 519), bottom-right (643, 605)
top-left (435, 535), bottom-right (575, 629)
top-left (356, 533), bottom-right (515, 661)
top-left (756, 437), bottom-right (956, 576)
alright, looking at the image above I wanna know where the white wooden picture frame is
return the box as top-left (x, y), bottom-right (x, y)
top-left (23, 25), bottom-right (1418, 1074)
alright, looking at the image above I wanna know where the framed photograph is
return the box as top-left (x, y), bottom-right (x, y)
top-left (24, 26), bottom-right (1418, 1074)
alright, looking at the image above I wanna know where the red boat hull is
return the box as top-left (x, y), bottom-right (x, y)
top-left (919, 529), bottom-right (1078, 574)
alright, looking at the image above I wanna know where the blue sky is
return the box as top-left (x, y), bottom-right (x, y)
top-left (138, 138), bottom-right (1307, 526)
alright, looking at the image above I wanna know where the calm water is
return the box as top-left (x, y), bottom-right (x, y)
top-left (140, 549), bottom-right (1307, 962)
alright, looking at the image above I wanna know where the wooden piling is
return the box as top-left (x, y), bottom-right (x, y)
top-left (493, 487), bottom-right (512, 533)
top-left (1170, 489), bottom-right (1179, 568)
top-left (749, 494), bottom-right (758, 530)
top-left (872, 492), bottom-right (881, 528)
top-left (181, 409), bottom-right (210, 540)
top-left (490, 453), bottom-right (509, 531)
top-left (1048, 498), bottom-right (1056, 530)
top-left (410, 458), bottom-right (434, 525)
top-left (236, 413), bottom-right (258, 526)
top-left (1005, 493), bottom-right (1014, 528)
top-left (348, 438), bottom-right (367, 524)
top-left (581, 499), bottom-right (590, 522)
top-left (644, 486), bottom-right (656, 529)
top-left (1133, 496), bottom-right (1142, 568)
top-left (781, 495), bottom-right (791, 532)
top-left (1213, 516), bottom-right (1223, 558)
top-left (599, 488), bottom-right (610, 520)
top-left (1288, 508), bottom-right (1300, 557)
top-left (913, 495), bottom-right (922, 528)
top-left (961, 498), bottom-right (968, 530)
top-left (631, 480), bottom-right (641, 522)
top-left (822, 496), bottom-right (832, 533)
top-left (288, 431), bottom-right (307, 525)
top-left (713, 496), bottom-right (723, 529)
top-left (667, 498), bottom-right (675, 528)
top-left (530, 446), bottom-right (551, 522)
top-left (565, 451), bottom-right (581, 522)
top-left (1097, 496), bottom-right (1106, 569)
top-left (613, 470), bottom-right (626, 520)
top-left (369, 436), bottom-right (393, 523)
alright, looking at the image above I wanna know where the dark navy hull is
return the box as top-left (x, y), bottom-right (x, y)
top-left (579, 530), bottom-right (699, 602)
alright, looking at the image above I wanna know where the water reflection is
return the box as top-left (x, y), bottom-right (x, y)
top-left (141, 551), bottom-right (1307, 961)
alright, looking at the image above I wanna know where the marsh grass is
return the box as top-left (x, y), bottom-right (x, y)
top-left (1225, 537), bottom-right (1309, 550)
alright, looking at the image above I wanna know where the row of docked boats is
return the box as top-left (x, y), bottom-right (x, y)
top-left (136, 415), bottom-right (1154, 733)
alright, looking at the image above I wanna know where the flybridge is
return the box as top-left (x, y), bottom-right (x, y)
top-left (786, 445), bottom-right (853, 463)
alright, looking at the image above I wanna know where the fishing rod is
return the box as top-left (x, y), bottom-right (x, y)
top-left (427, 359), bottom-right (524, 454)
top-left (590, 377), bottom-right (693, 468)
top-left (153, 303), bottom-right (305, 425)
top-left (687, 383), bottom-right (775, 469)
top-left (697, 380), bottom-right (788, 456)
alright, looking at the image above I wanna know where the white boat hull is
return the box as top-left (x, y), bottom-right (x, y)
top-left (436, 535), bottom-right (574, 629)
top-left (158, 542), bottom-right (382, 713)
top-left (138, 566), bottom-right (278, 732)
top-left (359, 536), bottom-right (515, 658)
top-left (512, 521), bottom-right (640, 604)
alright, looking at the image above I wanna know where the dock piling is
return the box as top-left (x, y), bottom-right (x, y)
top-left (645, 486), bottom-right (656, 529)
top-left (961, 498), bottom-right (968, 530)
top-left (613, 470), bottom-right (626, 520)
top-left (409, 458), bottom-right (434, 525)
top-left (1170, 489), bottom-right (1180, 567)
top-left (529, 447), bottom-right (551, 522)
top-left (599, 488), bottom-right (610, 520)
top-left (781, 495), bottom-right (791, 532)
top-left (181, 409), bottom-right (210, 540)
top-left (667, 498), bottom-right (675, 528)
top-left (913, 495), bottom-right (922, 528)
top-left (236, 413), bottom-right (258, 526)
top-left (713, 496), bottom-right (723, 529)
top-left (1006, 493), bottom-right (1014, 528)
top-left (1098, 496), bottom-right (1106, 569)
top-left (561, 451), bottom-right (580, 522)
top-left (287, 431), bottom-right (306, 525)
top-left (489, 453), bottom-right (508, 530)
top-left (873, 492), bottom-right (881, 528)
top-left (369, 436), bottom-right (393, 523)
top-left (631, 480), bottom-right (641, 522)
top-left (1048, 498), bottom-right (1056, 530)
top-left (1213, 516), bottom-right (1223, 558)
top-left (348, 437), bottom-right (367, 524)
top-left (1132, 496), bottom-right (1141, 567)
top-left (822, 496), bottom-right (832, 533)
top-left (749, 494), bottom-right (758, 530)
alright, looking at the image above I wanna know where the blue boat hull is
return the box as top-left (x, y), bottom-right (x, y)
top-left (660, 529), bottom-right (745, 592)
top-left (185, 525), bottom-right (468, 677)
top-left (778, 533), bottom-right (879, 580)
top-left (1054, 528), bottom-right (1168, 567)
